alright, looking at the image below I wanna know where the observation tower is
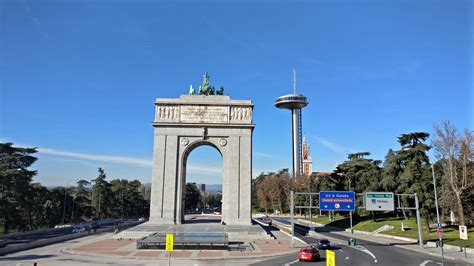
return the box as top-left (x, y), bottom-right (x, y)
top-left (275, 70), bottom-right (309, 177)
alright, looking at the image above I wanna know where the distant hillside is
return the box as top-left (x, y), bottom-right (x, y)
top-left (206, 184), bottom-right (222, 192)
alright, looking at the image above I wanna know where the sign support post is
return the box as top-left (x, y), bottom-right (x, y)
top-left (414, 194), bottom-right (424, 249)
top-left (350, 210), bottom-right (353, 234)
top-left (459, 225), bottom-right (468, 259)
top-left (309, 194), bottom-right (313, 230)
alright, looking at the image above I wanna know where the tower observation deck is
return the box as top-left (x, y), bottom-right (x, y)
top-left (275, 93), bottom-right (308, 177)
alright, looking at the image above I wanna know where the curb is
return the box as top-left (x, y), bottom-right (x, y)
top-left (60, 246), bottom-right (301, 261)
top-left (271, 220), bottom-right (309, 245)
top-left (344, 229), bottom-right (415, 242)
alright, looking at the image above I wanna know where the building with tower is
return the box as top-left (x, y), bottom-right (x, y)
top-left (302, 136), bottom-right (313, 176)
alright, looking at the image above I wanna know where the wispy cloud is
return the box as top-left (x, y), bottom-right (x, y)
top-left (48, 157), bottom-right (105, 168)
top-left (187, 164), bottom-right (221, 177)
top-left (38, 147), bottom-right (152, 167)
top-left (254, 152), bottom-right (273, 158)
top-left (312, 136), bottom-right (348, 155)
top-left (2, 139), bottom-right (231, 178)
top-left (40, 147), bottom-right (222, 177)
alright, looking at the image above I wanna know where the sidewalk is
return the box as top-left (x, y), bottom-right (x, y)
top-left (297, 219), bottom-right (474, 265)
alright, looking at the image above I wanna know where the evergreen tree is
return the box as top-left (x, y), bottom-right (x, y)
top-left (335, 152), bottom-right (382, 213)
top-left (380, 149), bottom-right (402, 192)
top-left (0, 143), bottom-right (37, 233)
top-left (185, 183), bottom-right (201, 212)
top-left (91, 168), bottom-right (111, 219)
top-left (72, 179), bottom-right (91, 221)
top-left (396, 132), bottom-right (434, 231)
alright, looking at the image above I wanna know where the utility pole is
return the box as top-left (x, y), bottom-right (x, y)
top-left (429, 157), bottom-right (444, 265)
top-left (62, 178), bottom-right (78, 224)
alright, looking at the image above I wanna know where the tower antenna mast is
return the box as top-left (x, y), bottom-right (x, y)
top-left (293, 68), bottom-right (297, 95)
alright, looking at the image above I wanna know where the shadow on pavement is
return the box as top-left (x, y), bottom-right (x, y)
top-left (183, 218), bottom-right (221, 224)
top-left (388, 242), bottom-right (417, 246)
top-left (0, 254), bottom-right (56, 261)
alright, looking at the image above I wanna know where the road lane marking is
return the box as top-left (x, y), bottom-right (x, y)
top-left (354, 245), bottom-right (377, 264)
top-left (284, 259), bottom-right (299, 266)
top-left (346, 256), bottom-right (349, 260)
top-left (339, 249), bottom-right (344, 253)
top-left (420, 260), bottom-right (433, 266)
top-left (275, 225), bottom-right (307, 245)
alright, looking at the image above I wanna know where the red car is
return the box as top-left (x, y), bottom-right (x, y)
top-left (297, 247), bottom-right (320, 262)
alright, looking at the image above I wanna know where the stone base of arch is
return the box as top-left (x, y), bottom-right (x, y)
top-left (149, 95), bottom-right (254, 226)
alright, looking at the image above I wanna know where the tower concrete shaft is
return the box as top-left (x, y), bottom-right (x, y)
top-left (292, 108), bottom-right (303, 177)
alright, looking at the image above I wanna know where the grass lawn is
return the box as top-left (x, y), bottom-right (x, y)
top-left (307, 215), bottom-right (346, 225)
top-left (302, 215), bottom-right (474, 248)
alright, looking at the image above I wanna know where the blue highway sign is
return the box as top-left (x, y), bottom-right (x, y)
top-left (320, 191), bottom-right (356, 211)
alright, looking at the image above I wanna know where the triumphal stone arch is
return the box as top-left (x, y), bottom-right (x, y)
top-left (149, 95), bottom-right (254, 225)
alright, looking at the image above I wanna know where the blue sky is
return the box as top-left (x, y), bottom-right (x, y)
top-left (0, 0), bottom-right (472, 186)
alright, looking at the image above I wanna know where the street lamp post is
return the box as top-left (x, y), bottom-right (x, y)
top-left (338, 172), bottom-right (354, 234)
top-left (428, 156), bottom-right (444, 265)
top-left (71, 195), bottom-right (76, 222)
top-left (62, 178), bottom-right (78, 225)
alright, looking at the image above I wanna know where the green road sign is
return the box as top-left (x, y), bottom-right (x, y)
top-left (365, 192), bottom-right (395, 211)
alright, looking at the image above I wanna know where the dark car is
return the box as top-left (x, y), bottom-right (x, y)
top-left (262, 216), bottom-right (272, 226)
top-left (0, 239), bottom-right (7, 248)
top-left (297, 247), bottom-right (320, 262)
top-left (315, 239), bottom-right (331, 249)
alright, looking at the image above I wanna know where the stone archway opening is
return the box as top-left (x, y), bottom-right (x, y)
top-left (181, 142), bottom-right (223, 224)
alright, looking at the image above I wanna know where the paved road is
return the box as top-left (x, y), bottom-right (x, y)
top-left (2, 220), bottom-right (130, 249)
top-left (0, 233), bottom-right (270, 266)
top-left (0, 218), bottom-right (468, 266)
top-left (256, 218), bottom-right (465, 266)
top-left (3, 228), bottom-right (72, 248)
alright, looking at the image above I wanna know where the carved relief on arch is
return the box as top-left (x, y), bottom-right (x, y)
top-left (156, 105), bottom-right (179, 121)
top-left (230, 106), bottom-right (252, 121)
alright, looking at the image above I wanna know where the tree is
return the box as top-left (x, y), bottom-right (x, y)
top-left (433, 121), bottom-right (473, 226)
top-left (72, 179), bottom-right (91, 221)
top-left (91, 168), bottom-right (111, 219)
top-left (0, 143), bottom-right (37, 234)
top-left (252, 172), bottom-right (270, 210)
top-left (255, 169), bottom-right (291, 214)
top-left (380, 149), bottom-right (402, 193)
top-left (201, 192), bottom-right (222, 210)
top-left (108, 179), bottom-right (148, 219)
top-left (185, 183), bottom-right (201, 212)
top-left (394, 132), bottom-right (434, 231)
top-left (335, 152), bottom-right (382, 215)
top-left (256, 176), bottom-right (272, 213)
